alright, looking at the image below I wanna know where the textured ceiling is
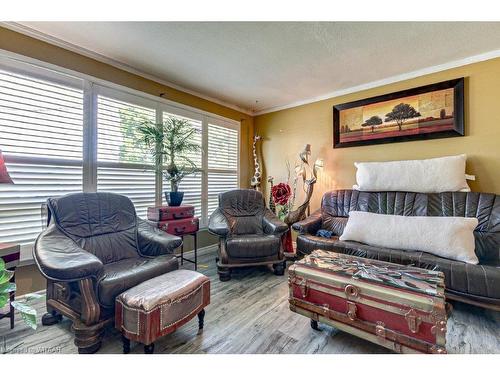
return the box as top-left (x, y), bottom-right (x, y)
top-left (14, 22), bottom-right (500, 113)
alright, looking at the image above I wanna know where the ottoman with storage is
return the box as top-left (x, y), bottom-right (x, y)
top-left (115, 269), bottom-right (210, 354)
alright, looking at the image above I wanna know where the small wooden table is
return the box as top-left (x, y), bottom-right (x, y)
top-left (0, 243), bottom-right (20, 329)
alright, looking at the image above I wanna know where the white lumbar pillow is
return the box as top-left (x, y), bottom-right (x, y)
top-left (339, 211), bottom-right (479, 264)
top-left (353, 154), bottom-right (470, 193)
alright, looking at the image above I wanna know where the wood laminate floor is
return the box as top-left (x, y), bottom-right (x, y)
top-left (1, 248), bottom-right (499, 354)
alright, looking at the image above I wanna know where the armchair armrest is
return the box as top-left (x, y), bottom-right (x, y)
top-left (292, 209), bottom-right (323, 234)
top-left (208, 208), bottom-right (230, 237)
top-left (137, 219), bottom-right (182, 257)
top-left (262, 209), bottom-right (289, 235)
top-left (34, 224), bottom-right (103, 282)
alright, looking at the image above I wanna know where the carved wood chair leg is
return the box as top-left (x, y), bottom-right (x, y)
top-left (217, 266), bottom-right (231, 281)
top-left (73, 323), bottom-right (104, 354)
top-left (79, 278), bottom-right (100, 326)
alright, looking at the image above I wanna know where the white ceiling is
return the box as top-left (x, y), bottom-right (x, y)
top-left (10, 22), bottom-right (500, 114)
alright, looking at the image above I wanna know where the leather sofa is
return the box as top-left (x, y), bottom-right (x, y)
top-left (292, 190), bottom-right (500, 311)
top-left (208, 189), bottom-right (289, 281)
top-left (34, 192), bottom-right (182, 353)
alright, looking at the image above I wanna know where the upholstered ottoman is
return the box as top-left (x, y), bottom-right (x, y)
top-left (115, 269), bottom-right (210, 354)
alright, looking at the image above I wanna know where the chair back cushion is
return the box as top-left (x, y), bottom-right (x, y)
top-left (219, 189), bottom-right (265, 235)
top-left (321, 190), bottom-right (500, 263)
top-left (47, 192), bottom-right (139, 263)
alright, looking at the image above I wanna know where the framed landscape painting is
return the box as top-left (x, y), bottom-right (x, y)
top-left (333, 78), bottom-right (464, 148)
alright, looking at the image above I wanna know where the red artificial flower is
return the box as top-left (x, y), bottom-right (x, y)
top-left (271, 183), bottom-right (292, 205)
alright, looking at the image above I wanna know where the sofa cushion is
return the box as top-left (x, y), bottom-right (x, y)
top-left (318, 190), bottom-right (500, 264)
top-left (226, 234), bottom-right (280, 259)
top-left (296, 234), bottom-right (341, 256)
top-left (339, 211), bottom-right (479, 264)
top-left (296, 235), bottom-right (500, 300)
top-left (97, 255), bottom-right (178, 307)
top-left (353, 154), bottom-right (470, 193)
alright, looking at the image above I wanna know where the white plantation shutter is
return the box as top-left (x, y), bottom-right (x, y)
top-left (207, 172), bottom-right (238, 215)
top-left (0, 68), bottom-right (84, 244)
top-left (208, 123), bottom-right (238, 170)
top-left (97, 95), bottom-right (156, 218)
top-left (0, 55), bottom-right (240, 249)
top-left (207, 122), bottom-right (239, 217)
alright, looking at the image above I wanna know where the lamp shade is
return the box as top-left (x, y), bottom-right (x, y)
top-left (0, 150), bottom-right (13, 184)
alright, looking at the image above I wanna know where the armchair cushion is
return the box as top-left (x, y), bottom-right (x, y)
top-left (47, 192), bottom-right (139, 263)
top-left (137, 219), bottom-right (182, 257)
top-left (226, 234), bottom-right (281, 259)
top-left (97, 255), bottom-right (178, 307)
top-left (229, 216), bottom-right (263, 235)
top-left (262, 209), bottom-right (288, 235)
top-left (219, 189), bottom-right (265, 235)
top-left (34, 225), bottom-right (104, 281)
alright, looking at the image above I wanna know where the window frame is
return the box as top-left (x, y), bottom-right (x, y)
top-left (0, 49), bottom-right (240, 262)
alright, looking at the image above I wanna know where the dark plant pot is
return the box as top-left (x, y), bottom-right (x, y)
top-left (165, 191), bottom-right (184, 206)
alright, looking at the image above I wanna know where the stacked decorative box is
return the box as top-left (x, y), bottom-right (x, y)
top-left (147, 205), bottom-right (200, 269)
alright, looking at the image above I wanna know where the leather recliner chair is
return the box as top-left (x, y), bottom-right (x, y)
top-left (34, 192), bottom-right (182, 353)
top-left (208, 189), bottom-right (289, 281)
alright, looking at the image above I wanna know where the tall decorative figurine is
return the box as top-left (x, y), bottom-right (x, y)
top-left (267, 176), bottom-right (276, 214)
top-left (268, 144), bottom-right (323, 258)
top-left (250, 135), bottom-right (262, 191)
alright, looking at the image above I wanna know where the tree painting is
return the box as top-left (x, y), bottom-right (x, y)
top-left (384, 103), bottom-right (421, 131)
top-left (362, 115), bottom-right (383, 133)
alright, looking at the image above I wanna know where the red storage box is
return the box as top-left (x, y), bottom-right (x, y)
top-left (147, 205), bottom-right (195, 222)
top-left (155, 217), bottom-right (199, 236)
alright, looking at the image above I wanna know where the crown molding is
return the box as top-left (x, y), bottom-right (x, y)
top-left (4, 22), bottom-right (500, 118)
top-left (253, 48), bottom-right (500, 116)
top-left (1, 22), bottom-right (254, 116)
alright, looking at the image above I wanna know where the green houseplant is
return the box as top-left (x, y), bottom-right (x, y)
top-left (137, 116), bottom-right (201, 206)
top-left (0, 258), bottom-right (41, 330)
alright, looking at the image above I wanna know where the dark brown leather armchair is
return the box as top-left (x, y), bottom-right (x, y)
top-left (34, 192), bottom-right (182, 353)
top-left (208, 189), bottom-right (288, 281)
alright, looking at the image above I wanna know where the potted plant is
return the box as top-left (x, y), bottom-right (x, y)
top-left (137, 116), bottom-right (201, 206)
top-left (0, 258), bottom-right (42, 330)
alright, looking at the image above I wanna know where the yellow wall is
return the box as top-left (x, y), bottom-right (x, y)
top-left (255, 58), bottom-right (500, 211)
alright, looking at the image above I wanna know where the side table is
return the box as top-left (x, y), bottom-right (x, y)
top-left (178, 232), bottom-right (198, 270)
top-left (0, 243), bottom-right (20, 329)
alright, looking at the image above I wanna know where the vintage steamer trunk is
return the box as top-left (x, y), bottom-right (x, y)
top-left (147, 205), bottom-right (195, 221)
top-left (153, 217), bottom-right (200, 236)
top-left (288, 250), bottom-right (448, 354)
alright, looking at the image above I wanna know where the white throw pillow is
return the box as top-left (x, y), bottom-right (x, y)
top-left (353, 154), bottom-right (471, 193)
top-left (339, 211), bottom-right (479, 264)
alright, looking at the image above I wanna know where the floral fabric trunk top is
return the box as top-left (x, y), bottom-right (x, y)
top-left (297, 250), bottom-right (445, 297)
